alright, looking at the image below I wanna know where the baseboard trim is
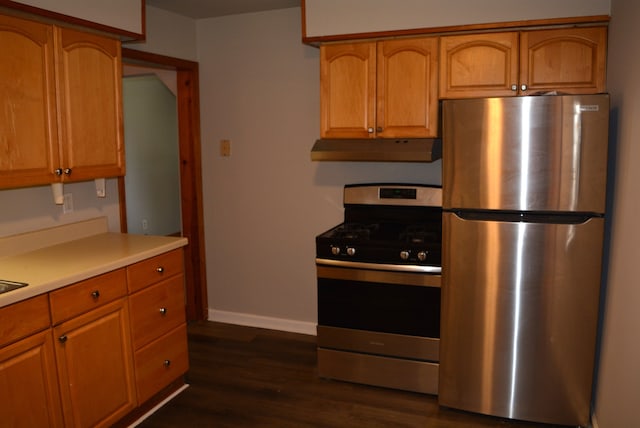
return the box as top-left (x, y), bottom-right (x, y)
top-left (128, 383), bottom-right (189, 427)
top-left (208, 309), bottom-right (317, 336)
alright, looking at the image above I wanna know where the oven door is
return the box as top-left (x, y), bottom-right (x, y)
top-left (316, 263), bottom-right (440, 362)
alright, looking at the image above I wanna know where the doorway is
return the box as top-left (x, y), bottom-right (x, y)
top-left (120, 48), bottom-right (207, 321)
top-left (122, 73), bottom-right (182, 236)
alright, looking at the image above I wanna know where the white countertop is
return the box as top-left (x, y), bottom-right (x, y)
top-left (0, 228), bottom-right (187, 308)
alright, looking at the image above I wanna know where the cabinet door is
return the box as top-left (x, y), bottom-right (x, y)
top-left (55, 26), bottom-right (124, 181)
top-left (377, 37), bottom-right (439, 137)
top-left (520, 27), bottom-right (607, 95)
top-left (0, 14), bottom-right (59, 188)
top-left (54, 298), bottom-right (136, 428)
top-left (439, 32), bottom-right (519, 99)
top-left (0, 330), bottom-right (64, 428)
top-left (320, 42), bottom-right (376, 138)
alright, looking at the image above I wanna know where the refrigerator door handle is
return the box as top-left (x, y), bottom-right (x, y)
top-left (451, 210), bottom-right (596, 224)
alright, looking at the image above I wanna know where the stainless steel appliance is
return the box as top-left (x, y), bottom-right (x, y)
top-left (439, 94), bottom-right (609, 426)
top-left (316, 183), bottom-right (442, 394)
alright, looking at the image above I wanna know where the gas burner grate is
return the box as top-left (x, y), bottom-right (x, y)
top-left (399, 224), bottom-right (440, 244)
top-left (331, 223), bottom-right (379, 240)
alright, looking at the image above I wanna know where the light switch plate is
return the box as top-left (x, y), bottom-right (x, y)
top-left (220, 139), bottom-right (231, 157)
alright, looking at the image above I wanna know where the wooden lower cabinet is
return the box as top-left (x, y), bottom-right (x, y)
top-left (128, 249), bottom-right (189, 403)
top-left (0, 249), bottom-right (187, 426)
top-left (0, 330), bottom-right (64, 428)
top-left (53, 298), bottom-right (136, 428)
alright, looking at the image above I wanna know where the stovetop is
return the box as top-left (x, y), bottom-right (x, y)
top-left (316, 221), bottom-right (441, 266)
top-left (315, 184), bottom-right (443, 269)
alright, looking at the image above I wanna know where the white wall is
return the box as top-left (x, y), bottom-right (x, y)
top-left (124, 5), bottom-right (197, 61)
top-left (0, 179), bottom-right (121, 237)
top-left (122, 75), bottom-right (181, 236)
top-left (12, 0), bottom-right (143, 35)
top-left (305, 0), bottom-right (610, 37)
top-left (196, 7), bottom-right (441, 332)
top-left (593, 1), bottom-right (640, 426)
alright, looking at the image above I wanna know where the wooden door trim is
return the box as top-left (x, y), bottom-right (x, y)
top-left (120, 47), bottom-right (208, 321)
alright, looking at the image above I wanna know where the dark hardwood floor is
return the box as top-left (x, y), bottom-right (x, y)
top-left (136, 321), bottom-right (565, 428)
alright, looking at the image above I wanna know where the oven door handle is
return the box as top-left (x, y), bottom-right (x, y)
top-left (315, 258), bottom-right (441, 274)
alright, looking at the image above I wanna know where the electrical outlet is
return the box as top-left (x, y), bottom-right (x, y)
top-left (142, 219), bottom-right (148, 232)
top-left (63, 193), bottom-right (74, 214)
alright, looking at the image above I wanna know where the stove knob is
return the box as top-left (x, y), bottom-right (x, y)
top-left (400, 250), bottom-right (410, 260)
top-left (417, 251), bottom-right (428, 261)
top-left (331, 246), bottom-right (341, 255)
top-left (346, 247), bottom-right (356, 256)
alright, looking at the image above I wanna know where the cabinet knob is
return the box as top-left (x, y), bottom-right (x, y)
top-left (164, 359), bottom-right (171, 367)
top-left (59, 334), bottom-right (68, 343)
top-left (521, 84), bottom-right (528, 91)
top-left (367, 127), bottom-right (374, 133)
top-left (511, 84), bottom-right (518, 91)
top-left (376, 127), bottom-right (383, 133)
top-left (159, 307), bottom-right (167, 315)
top-left (63, 168), bottom-right (72, 175)
top-left (156, 266), bottom-right (165, 274)
top-left (54, 168), bottom-right (63, 176)
top-left (91, 290), bottom-right (100, 299)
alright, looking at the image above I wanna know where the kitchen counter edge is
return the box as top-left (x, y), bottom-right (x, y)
top-left (0, 233), bottom-right (188, 308)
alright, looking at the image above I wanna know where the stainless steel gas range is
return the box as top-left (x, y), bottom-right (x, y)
top-left (315, 183), bottom-right (442, 394)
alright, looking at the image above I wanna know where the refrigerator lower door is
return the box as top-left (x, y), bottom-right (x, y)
top-left (439, 212), bottom-right (604, 426)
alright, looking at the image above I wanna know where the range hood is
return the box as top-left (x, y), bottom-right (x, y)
top-left (310, 138), bottom-right (442, 162)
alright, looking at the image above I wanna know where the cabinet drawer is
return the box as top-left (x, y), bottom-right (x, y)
top-left (49, 269), bottom-right (127, 325)
top-left (0, 294), bottom-right (50, 348)
top-left (129, 275), bottom-right (186, 349)
top-left (127, 249), bottom-right (184, 293)
top-left (134, 324), bottom-right (189, 404)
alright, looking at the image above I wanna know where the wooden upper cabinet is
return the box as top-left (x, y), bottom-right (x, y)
top-left (0, 12), bottom-right (125, 190)
top-left (439, 32), bottom-right (519, 98)
top-left (320, 37), bottom-right (438, 139)
top-left (0, 14), bottom-right (59, 188)
top-left (520, 27), bottom-right (607, 95)
top-left (377, 37), bottom-right (438, 138)
top-left (320, 42), bottom-right (376, 138)
top-left (440, 26), bottom-right (607, 98)
top-left (55, 27), bottom-right (125, 181)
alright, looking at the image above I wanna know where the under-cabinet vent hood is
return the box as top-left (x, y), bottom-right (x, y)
top-left (310, 138), bottom-right (442, 162)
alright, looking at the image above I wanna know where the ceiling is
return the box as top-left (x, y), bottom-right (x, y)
top-left (145, 0), bottom-right (300, 19)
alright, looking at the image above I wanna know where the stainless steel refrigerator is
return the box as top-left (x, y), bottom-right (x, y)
top-left (439, 94), bottom-right (609, 427)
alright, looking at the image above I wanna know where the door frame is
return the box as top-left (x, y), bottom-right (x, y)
top-left (119, 47), bottom-right (208, 321)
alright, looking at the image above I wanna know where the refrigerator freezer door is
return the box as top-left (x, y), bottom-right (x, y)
top-left (439, 212), bottom-right (604, 426)
top-left (442, 94), bottom-right (609, 213)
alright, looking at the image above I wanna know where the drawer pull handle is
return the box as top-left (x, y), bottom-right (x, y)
top-left (59, 334), bottom-right (68, 343)
top-left (159, 307), bottom-right (167, 315)
top-left (164, 359), bottom-right (171, 367)
top-left (156, 266), bottom-right (165, 274)
top-left (91, 290), bottom-right (100, 299)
